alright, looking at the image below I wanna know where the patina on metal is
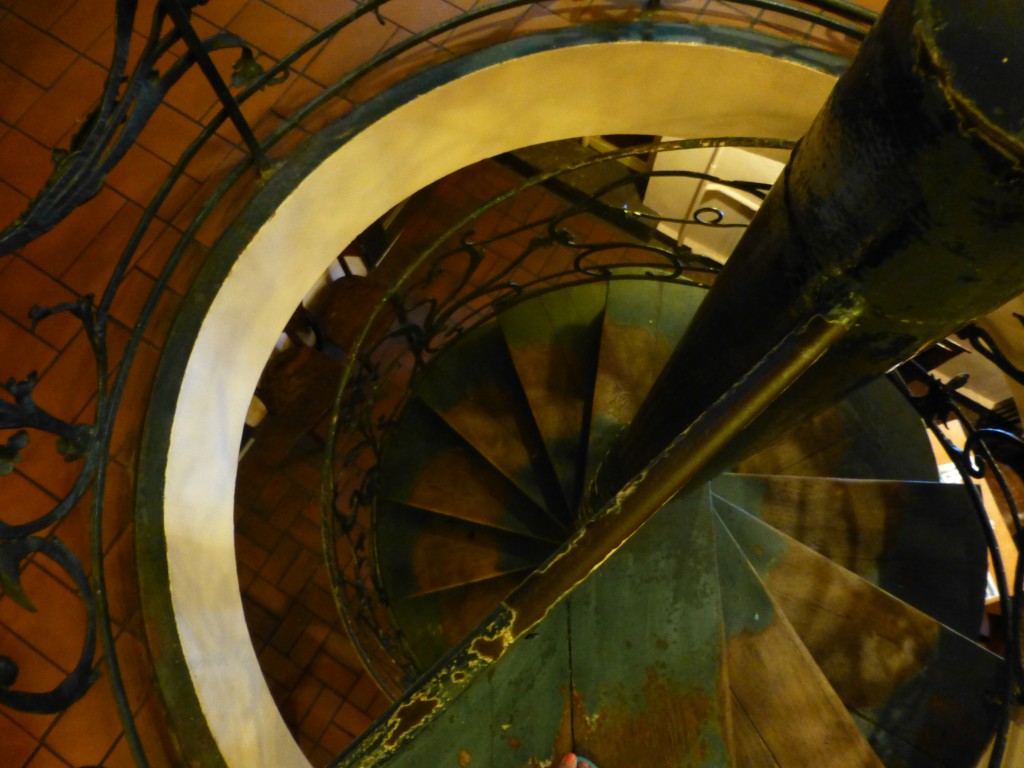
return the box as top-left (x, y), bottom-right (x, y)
top-left (597, 0), bottom-right (1024, 504)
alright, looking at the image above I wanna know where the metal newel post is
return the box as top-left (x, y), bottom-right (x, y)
top-left (593, 0), bottom-right (1024, 502)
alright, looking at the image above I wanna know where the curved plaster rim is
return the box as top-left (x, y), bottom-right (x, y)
top-left (151, 24), bottom-right (843, 768)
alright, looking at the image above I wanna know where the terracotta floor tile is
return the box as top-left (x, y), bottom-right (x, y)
top-left (241, 595), bottom-right (277, 644)
top-left (0, 470), bottom-right (59, 527)
top-left (194, 0), bottom-right (250, 27)
top-left (23, 746), bottom-right (71, 768)
top-left (160, 60), bottom-right (221, 122)
top-left (436, 5), bottom-right (530, 56)
top-left (111, 624), bottom-right (154, 715)
top-left (135, 225), bottom-right (209, 296)
top-left (0, 257), bottom-right (80, 348)
top-left (247, 575), bottom-right (291, 615)
top-left (13, 432), bottom-right (87, 502)
top-left (270, 0), bottom-right (356, 30)
top-left (381, 0), bottom-right (464, 33)
top-left (302, 11), bottom-right (398, 87)
top-left (282, 673), bottom-right (323, 725)
top-left (229, 0), bottom-right (315, 62)
top-left (101, 696), bottom-right (177, 768)
top-left (287, 617), bottom-right (331, 668)
top-left (0, 61), bottom-right (44, 124)
top-left (31, 327), bottom-right (102, 422)
top-left (8, 0), bottom-right (78, 29)
top-left (108, 339), bottom-right (161, 465)
top-left (345, 670), bottom-right (381, 711)
top-left (335, 701), bottom-right (373, 738)
top-left (60, 200), bottom-right (146, 295)
top-left (0, 624), bottom-right (68, 738)
top-left (0, 710), bottom-right (40, 768)
top-left (300, 685), bottom-right (342, 740)
top-left (102, 525), bottom-right (141, 627)
top-left (131, 104), bottom-right (203, 169)
top-left (347, 36), bottom-right (450, 104)
top-left (99, 459), bottom-right (134, 552)
top-left (105, 144), bottom-right (174, 209)
top-left (183, 130), bottom-right (246, 183)
top-left (258, 643), bottom-right (303, 688)
top-left (320, 722), bottom-right (354, 756)
top-left (21, 187), bottom-right (127, 277)
top-left (84, 25), bottom-right (146, 74)
top-left (0, 15), bottom-right (76, 87)
top-left (44, 663), bottom-right (124, 767)
top-left (0, 312), bottom-right (56, 378)
top-left (49, 0), bottom-right (113, 55)
top-left (0, 178), bottom-right (29, 226)
top-left (1, 562), bottom-right (89, 675)
top-left (279, 547), bottom-right (318, 595)
top-left (236, 533), bottom-right (269, 571)
top-left (261, 534), bottom-right (303, 583)
top-left (309, 651), bottom-right (357, 696)
top-left (0, 128), bottom-right (54, 197)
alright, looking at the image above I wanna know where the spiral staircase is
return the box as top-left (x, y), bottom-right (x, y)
top-left (341, 279), bottom-right (1006, 767)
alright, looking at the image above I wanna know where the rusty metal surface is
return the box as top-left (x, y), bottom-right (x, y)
top-left (711, 473), bottom-right (988, 635)
top-left (584, 280), bottom-right (703, 502)
top-left (716, 496), bottom-right (1004, 766)
top-left (417, 323), bottom-right (568, 517)
top-left (378, 399), bottom-right (565, 541)
top-left (716, 516), bottom-right (886, 767)
top-left (499, 283), bottom-right (607, 512)
top-left (567, 487), bottom-right (730, 766)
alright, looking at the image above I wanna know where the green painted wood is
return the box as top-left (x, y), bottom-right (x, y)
top-left (715, 516), bottom-right (885, 767)
top-left (499, 283), bottom-right (607, 513)
top-left (362, 601), bottom-right (573, 768)
top-left (567, 486), bottom-right (731, 766)
top-left (417, 323), bottom-right (568, 520)
top-left (710, 474), bottom-right (988, 636)
top-left (715, 497), bottom-right (1004, 768)
top-left (584, 280), bottom-right (704, 502)
top-left (391, 573), bottom-right (526, 671)
top-left (379, 398), bottom-right (565, 540)
top-left (375, 501), bottom-right (554, 602)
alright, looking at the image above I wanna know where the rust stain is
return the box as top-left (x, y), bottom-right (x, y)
top-left (470, 633), bottom-right (507, 661)
top-left (458, 749), bottom-right (472, 766)
top-left (593, 322), bottom-right (673, 425)
top-left (508, 736), bottom-right (521, 749)
top-left (383, 696), bottom-right (440, 748)
top-left (766, 548), bottom-right (939, 709)
top-left (574, 668), bottom-right (717, 767)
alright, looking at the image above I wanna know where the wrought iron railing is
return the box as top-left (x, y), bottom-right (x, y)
top-left (8, 0), bottom-right (1022, 766)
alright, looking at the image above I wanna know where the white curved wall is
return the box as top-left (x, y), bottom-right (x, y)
top-left (164, 39), bottom-right (838, 767)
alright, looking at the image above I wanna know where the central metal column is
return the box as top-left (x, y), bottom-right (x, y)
top-left (593, 0), bottom-right (1024, 502)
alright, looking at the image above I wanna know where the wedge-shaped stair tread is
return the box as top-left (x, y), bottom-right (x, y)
top-left (390, 572), bottom-right (526, 670)
top-left (380, 398), bottom-right (566, 540)
top-left (499, 282), bottom-right (606, 511)
top-left (716, 518), bottom-right (886, 767)
top-left (736, 378), bottom-right (938, 482)
top-left (715, 498), bottom-right (1004, 767)
top-left (415, 323), bottom-right (566, 516)
top-left (567, 487), bottom-right (731, 766)
top-left (376, 503), bottom-right (554, 602)
top-left (710, 474), bottom-right (988, 635)
top-left (584, 279), bottom-right (704, 492)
